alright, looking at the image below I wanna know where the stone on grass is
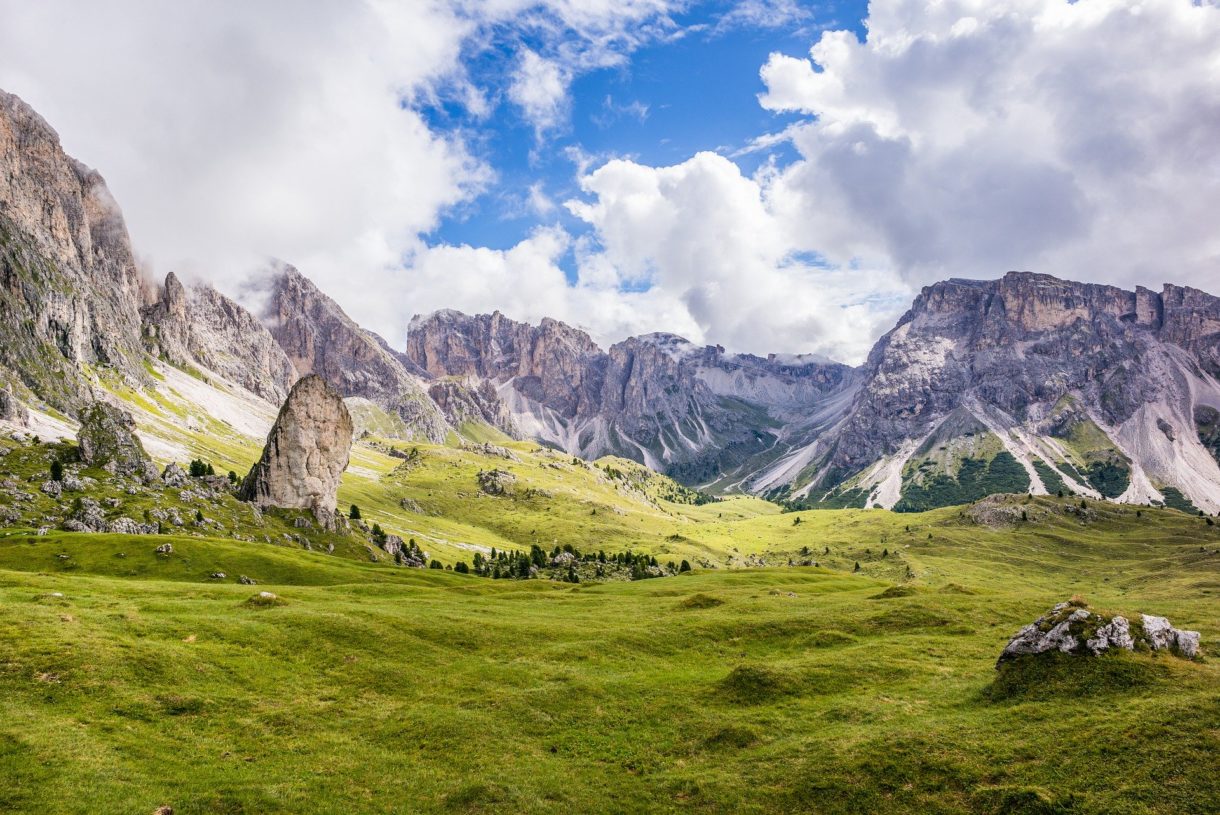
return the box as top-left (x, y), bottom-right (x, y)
top-left (998, 600), bottom-right (1202, 668)
top-left (239, 375), bottom-right (352, 529)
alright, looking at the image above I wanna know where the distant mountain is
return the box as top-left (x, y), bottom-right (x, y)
top-left (2, 87), bottom-right (1219, 513)
top-left (763, 274), bottom-right (1220, 514)
top-left (405, 310), bottom-right (856, 487)
top-left (258, 263), bottom-right (449, 442)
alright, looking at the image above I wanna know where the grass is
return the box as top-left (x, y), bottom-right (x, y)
top-left (2, 369), bottom-right (1218, 812)
top-left (0, 492), bottom-right (1216, 813)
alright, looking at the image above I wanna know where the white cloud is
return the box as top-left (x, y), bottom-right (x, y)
top-left (758, 0), bottom-right (1220, 289)
top-left (508, 49), bottom-right (570, 136)
top-left (0, 0), bottom-right (683, 341)
top-left (715, 0), bottom-right (813, 34)
top-left (565, 152), bottom-right (909, 362)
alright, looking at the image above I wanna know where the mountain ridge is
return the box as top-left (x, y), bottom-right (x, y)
top-left (2, 87), bottom-right (1219, 513)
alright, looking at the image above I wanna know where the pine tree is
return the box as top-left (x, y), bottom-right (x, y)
top-left (679, 560), bottom-right (691, 573)
top-left (853, 561), bottom-right (861, 572)
top-left (49, 460), bottom-right (63, 482)
top-left (349, 504), bottom-right (362, 520)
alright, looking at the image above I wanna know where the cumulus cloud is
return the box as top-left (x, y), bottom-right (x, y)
top-left (758, 0), bottom-right (1220, 289)
top-left (0, 0), bottom-right (682, 340)
top-left (564, 152), bottom-right (909, 361)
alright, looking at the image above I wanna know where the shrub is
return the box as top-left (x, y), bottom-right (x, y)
top-left (454, 561), bottom-right (469, 574)
top-left (49, 460), bottom-right (63, 482)
top-left (227, 470), bottom-right (238, 484)
top-left (853, 561), bottom-right (862, 572)
top-left (429, 560), bottom-right (443, 569)
top-left (679, 559), bottom-right (692, 573)
top-left (349, 504), bottom-right (362, 520)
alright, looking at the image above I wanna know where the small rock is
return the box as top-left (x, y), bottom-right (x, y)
top-left (209, 572), bottom-right (226, 580)
top-left (238, 575), bottom-right (256, 585)
top-left (154, 542), bottom-right (173, 554)
top-left (477, 468), bottom-right (517, 496)
top-left (998, 601), bottom-right (1202, 667)
top-left (161, 462), bottom-right (189, 487)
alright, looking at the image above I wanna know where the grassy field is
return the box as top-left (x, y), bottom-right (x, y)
top-left (0, 490), bottom-right (1216, 813)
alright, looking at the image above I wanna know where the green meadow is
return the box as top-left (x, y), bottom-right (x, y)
top-left (0, 479), bottom-right (1217, 813)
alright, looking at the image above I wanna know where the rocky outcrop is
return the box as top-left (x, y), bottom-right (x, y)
top-left (0, 385), bottom-right (28, 426)
top-left (477, 468), bottom-right (517, 496)
top-left (76, 401), bottom-right (158, 481)
top-left (239, 374), bottom-right (353, 527)
top-left (997, 600), bottom-right (1201, 668)
top-left (142, 272), bottom-right (298, 402)
top-left (0, 89), bottom-right (147, 413)
top-left (261, 264), bottom-right (448, 441)
top-left (408, 310), bottom-right (606, 418)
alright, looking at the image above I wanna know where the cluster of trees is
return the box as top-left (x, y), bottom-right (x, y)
top-left (450, 543), bottom-right (692, 583)
top-left (188, 458), bottom-right (215, 477)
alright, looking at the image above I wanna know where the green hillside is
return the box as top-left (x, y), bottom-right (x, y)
top-left (0, 467), bottom-right (1217, 813)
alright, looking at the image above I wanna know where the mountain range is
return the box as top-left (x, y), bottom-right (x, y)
top-left (3, 88), bottom-right (1219, 513)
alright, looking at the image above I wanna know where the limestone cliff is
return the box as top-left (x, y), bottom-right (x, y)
top-left (0, 89), bottom-right (148, 411)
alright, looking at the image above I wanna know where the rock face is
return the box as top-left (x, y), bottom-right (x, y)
top-left (261, 264), bottom-right (448, 441)
top-left (239, 374), bottom-right (353, 526)
top-left (0, 90), bottom-right (148, 412)
top-left (775, 272), bottom-right (1220, 512)
top-left (997, 600), bottom-right (1201, 668)
top-left (76, 401), bottom-right (158, 481)
top-left (426, 378), bottom-right (519, 438)
top-left (406, 311), bottom-right (855, 485)
top-left (141, 272), bottom-right (298, 402)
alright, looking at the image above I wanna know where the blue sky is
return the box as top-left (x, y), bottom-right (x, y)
top-left (423, 1), bottom-right (870, 272)
top-left (4, 1), bottom-right (1215, 363)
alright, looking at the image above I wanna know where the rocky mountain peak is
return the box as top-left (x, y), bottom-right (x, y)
top-left (0, 89), bottom-right (148, 411)
top-left (141, 271), bottom-right (298, 402)
top-left (261, 263), bottom-right (448, 441)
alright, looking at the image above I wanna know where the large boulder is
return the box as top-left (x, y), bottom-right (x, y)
top-left (76, 401), bottom-right (158, 481)
top-left (997, 600), bottom-right (1201, 668)
top-left (0, 386), bottom-right (28, 426)
top-left (239, 375), bottom-right (352, 527)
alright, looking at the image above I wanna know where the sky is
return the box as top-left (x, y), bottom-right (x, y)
top-left (0, 0), bottom-right (1217, 364)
